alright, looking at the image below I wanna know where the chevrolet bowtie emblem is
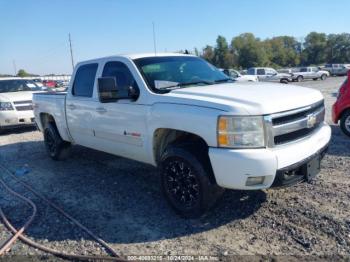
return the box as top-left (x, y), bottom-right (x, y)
top-left (307, 113), bottom-right (317, 128)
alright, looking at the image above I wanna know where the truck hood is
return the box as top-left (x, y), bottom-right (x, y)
top-left (0, 91), bottom-right (36, 103)
top-left (164, 82), bottom-right (323, 115)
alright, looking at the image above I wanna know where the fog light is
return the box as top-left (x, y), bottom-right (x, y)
top-left (246, 176), bottom-right (265, 186)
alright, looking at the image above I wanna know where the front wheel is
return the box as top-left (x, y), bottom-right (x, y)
top-left (296, 75), bottom-right (303, 82)
top-left (313, 78), bottom-right (318, 81)
top-left (340, 110), bottom-right (350, 137)
top-left (44, 123), bottom-right (71, 160)
top-left (160, 144), bottom-right (224, 218)
top-left (321, 74), bottom-right (327, 80)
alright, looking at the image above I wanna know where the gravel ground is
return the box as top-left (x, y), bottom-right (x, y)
top-left (0, 77), bottom-right (349, 261)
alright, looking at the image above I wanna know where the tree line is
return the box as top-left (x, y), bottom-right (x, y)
top-left (196, 32), bottom-right (350, 69)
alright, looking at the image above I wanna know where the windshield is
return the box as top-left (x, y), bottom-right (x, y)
top-left (133, 56), bottom-right (231, 92)
top-left (0, 80), bottom-right (42, 93)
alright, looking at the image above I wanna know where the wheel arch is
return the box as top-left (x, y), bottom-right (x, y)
top-left (153, 128), bottom-right (217, 184)
top-left (339, 107), bottom-right (350, 121)
top-left (39, 113), bottom-right (71, 142)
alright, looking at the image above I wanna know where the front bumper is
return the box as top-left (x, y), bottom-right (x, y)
top-left (0, 110), bottom-right (35, 129)
top-left (208, 123), bottom-right (331, 190)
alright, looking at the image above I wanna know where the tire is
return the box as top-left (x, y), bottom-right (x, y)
top-left (313, 78), bottom-right (318, 81)
top-left (280, 79), bottom-right (289, 84)
top-left (340, 110), bottom-right (350, 137)
top-left (43, 123), bottom-right (71, 160)
top-left (160, 144), bottom-right (224, 218)
top-left (321, 74), bottom-right (327, 80)
top-left (296, 75), bottom-right (303, 82)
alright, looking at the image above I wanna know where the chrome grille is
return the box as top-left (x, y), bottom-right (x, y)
top-left (265, 101), bottom-right (325, 147)
top-left (14, 100), bottom-right (33, 111)
top-left (13, 100), bottom-right (32, 105)
top-left (15, 105), bottom-right (33, 111)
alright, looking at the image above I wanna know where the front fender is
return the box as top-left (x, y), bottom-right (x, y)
top-left (146, 103), bottom-right (223, 163)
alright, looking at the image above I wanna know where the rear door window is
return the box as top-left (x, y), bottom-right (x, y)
top-left (72, 63), bottom-right (98, 97)
top-left (257, 69), bottom-right (265, 75)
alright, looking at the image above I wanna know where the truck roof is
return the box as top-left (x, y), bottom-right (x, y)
top-left (78, 53), bottom-right (195, 64)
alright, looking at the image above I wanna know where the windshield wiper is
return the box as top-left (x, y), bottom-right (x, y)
top-left (214, 78), bottom-right (234, 83)
top-left (178, 80), bottom-right (214, 87)
top-left (157, 80), bottom-right (214, 90)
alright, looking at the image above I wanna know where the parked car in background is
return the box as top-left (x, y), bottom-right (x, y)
top-left (55, 80), bottom-right (66, 87)
top-left (33, 53), bottom-right (330, 217)
top-left (332, 70), bottom-right (350, 137)
top-left (31, 78), bottom-right (44, 88)
top-left (247, 67), bottom-right (292, 83)
top-left (292, 67), bottom-right (329, 82)
top-left (42, 80), bottom-right (57, 88)
top-left (324, 64), bottom-right (350, 76)
top-left (0, 78), bottom-right (42, 132)
top-left (220, 69), bottom-right (258, 82)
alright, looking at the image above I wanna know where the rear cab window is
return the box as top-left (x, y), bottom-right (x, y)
top-left (72, 63), bottom-right (98, 97)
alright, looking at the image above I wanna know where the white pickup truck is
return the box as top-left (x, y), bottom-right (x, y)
top-left (292, 67), bottom-right (330, 82)
top-left (33, 53), bottom-right (331, 218)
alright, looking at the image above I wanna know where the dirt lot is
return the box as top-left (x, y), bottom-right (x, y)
top-left (0, 77), bottom-right (349, 261)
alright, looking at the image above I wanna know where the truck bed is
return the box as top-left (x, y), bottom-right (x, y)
top-left (33, 92), bottom-right (71, 142)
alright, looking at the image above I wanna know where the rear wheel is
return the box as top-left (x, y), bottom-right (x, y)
top-left (296, 75), bottom-right (303, 82)
top-left (160, 144), bottom-right (224, 218)
top-left (340, 110), bottom-right (350, 137)
top-left (44, 123), bottom-right (71, 160)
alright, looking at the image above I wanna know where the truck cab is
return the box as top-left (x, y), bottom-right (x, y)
top-left (33, 54), bottom-right (331, 218)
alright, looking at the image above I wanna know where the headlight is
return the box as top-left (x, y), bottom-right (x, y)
top-left (217, 116), bottom-right (265, 148)
top-left (0, 102), bottom-right (14, 111)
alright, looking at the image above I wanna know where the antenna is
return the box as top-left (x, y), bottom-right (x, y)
top-left (68, 33), bottom-right (75, 71)
top-left (152, 22), bottom-right (157, 55)
top-left (12, 60), bottom-right (17, 76)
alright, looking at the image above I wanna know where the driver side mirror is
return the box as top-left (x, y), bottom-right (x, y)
top-left (98, 77), bottom-right (118, 103)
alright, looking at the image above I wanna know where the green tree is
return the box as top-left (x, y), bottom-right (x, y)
top-left (231, 33), bottom-right (269, 68)
top-left (213, 35), bottom-right (234, 68)
top-left (326, 33), bottom-right (350, 63)
top-left (17, 69), bottom-right (29, 77)
top-left (264, 36), bottom-right (300, 67)
top-left (301, 32), bottom-right (327, 65)
top-left (201, 45), bottom-right (215, 64)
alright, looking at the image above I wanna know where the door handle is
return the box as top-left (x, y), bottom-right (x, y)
top-left (95, 107), bottom-right (107, 114)
top-left (67, 104), bottom-right (76, 110)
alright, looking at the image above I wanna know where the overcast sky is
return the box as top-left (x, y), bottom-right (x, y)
top-left (1, 0), bottom-right (349, 75)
